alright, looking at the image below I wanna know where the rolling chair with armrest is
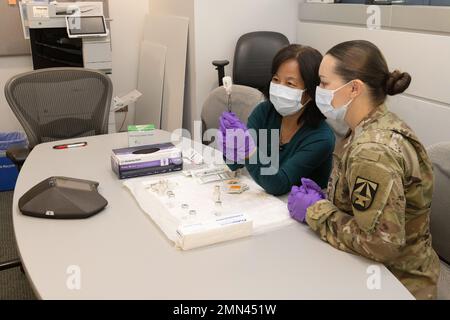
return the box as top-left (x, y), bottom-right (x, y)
top-left (1, 67), bottom-right (113, 271)
top-left (427, 142), bottom-right (450, 300)
top-left (5, 67), bottom-right (113, 169)
top-left (201, 85), bottom-right (264, 146)
top-left (212, 31), bottom-right (289, 90)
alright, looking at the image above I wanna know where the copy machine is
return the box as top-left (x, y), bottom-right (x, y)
top-left (19, 0), bottom-right (112, 73)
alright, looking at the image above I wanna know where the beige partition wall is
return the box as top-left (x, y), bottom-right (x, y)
top-left (143, 14), bottom-right (189, 132)
top-left (136, 41), bottom-right (167, 128)
top-left (148, 0), bottom-right (196, 132)
top-left (0, 2), bottom-right (30, 56)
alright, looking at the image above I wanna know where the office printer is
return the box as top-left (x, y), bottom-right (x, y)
top-left (19, 1), bottom-right (112, 73)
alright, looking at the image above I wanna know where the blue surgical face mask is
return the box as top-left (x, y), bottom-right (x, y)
top-left (270, 82), bottom-right (308, 117)
top-left (315, 81), bottom-right (354, 121)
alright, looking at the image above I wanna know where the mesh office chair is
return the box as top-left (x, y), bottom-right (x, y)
top-left (427, 142), bottom-right (450, 300)
top-left (5, 67), bottom-right (113, 169)
top-left (212, 31), bottom-right (290, 90)
top-left (201, 85), bottom-right (264, 146)
top-left (1, 68), bottom-right (112, 272)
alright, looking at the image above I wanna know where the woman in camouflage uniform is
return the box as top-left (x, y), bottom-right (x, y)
top-left (287, 40), bottom-right (440, 299)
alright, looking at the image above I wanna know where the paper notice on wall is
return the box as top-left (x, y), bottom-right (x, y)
top-left (33, 6), bottom-right (49, 18)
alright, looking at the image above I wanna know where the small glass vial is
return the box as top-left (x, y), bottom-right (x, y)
top-left (213, 185), bottom-right (222, 206)
top-left (166, 191), bottom-right (175, 208)
top-left (181, 203), bottom-right (189, 210)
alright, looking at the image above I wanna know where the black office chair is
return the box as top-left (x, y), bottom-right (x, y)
top-left (1, 68), bottom-right (112, 272)
top-left (4, 67), bottom-right (113, 170)
top-left (212, 31), bottom-right (290, 90)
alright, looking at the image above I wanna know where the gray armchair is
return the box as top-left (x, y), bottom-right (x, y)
top-left (201, 84), bottom-right (264, 146)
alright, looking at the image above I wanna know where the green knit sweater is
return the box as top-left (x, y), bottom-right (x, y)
top-left (227, 101), bottom-right (335, 196)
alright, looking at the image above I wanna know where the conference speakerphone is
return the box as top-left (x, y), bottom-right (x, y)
top-left (19, 177), bottom-right (108, 219)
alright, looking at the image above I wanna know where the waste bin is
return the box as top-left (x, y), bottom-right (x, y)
top-left (0, 132), bottom-right (28, 191)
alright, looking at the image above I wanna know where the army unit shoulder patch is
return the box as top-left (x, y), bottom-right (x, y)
top-left (351, 176), bottom-right (379, 211)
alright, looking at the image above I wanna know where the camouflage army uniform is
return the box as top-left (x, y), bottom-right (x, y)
top-left (306, 104), bottom-right (440, 300)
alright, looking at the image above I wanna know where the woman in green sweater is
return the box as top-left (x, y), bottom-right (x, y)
top-left (217, 44), bottom-right (335, 196)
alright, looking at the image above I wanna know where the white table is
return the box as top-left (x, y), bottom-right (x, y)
top-left (12, 131), bottom-right (414, 299)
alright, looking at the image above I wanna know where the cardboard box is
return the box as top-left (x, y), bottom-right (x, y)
top-left (128, 124), bottom-right (156, 147)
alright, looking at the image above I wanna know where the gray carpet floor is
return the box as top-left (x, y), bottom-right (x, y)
top-left (0, 191), bottom-right (36, 300)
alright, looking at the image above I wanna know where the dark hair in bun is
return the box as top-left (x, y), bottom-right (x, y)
top-left (327, 40), bottom-right (412, 105)
top-left (385, 70), bottom-right (412, 95)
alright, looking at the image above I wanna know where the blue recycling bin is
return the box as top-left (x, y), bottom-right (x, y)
top-left (0, 132), bottom-right (28, 192)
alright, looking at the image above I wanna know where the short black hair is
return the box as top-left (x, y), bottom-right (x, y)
top-left (264, 44), bottom-right (325, 128)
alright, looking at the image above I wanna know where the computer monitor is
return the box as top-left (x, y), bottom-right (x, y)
top-left (66, 15), bottom-right (108, 38)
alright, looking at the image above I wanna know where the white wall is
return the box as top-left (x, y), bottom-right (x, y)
top-left (0, 56), bottom-right (32, 133)
top-left (194, 0), bottom-right (299, 128)
top-left (297, 19), bottom-right (450, 146)
top-left (148, 0), bottom-right (196, 132)
top-left (109, 0), bottom-right (149, 131)
top-left (148, 0), bottom-right (299, 132)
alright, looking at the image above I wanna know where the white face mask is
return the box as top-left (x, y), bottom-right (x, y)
top-left (315, 81), bottom-right (354, 121)
top-left (270, 82), bottom-right (307, 117)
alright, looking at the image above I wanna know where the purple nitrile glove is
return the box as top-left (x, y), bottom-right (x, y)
top-left (301, 178), bottom-right (325, 198)
top-left (217, 112), bottom-right (256, 162)
top-left (288, 178), bottom-right (325, 223)
top-left (219, 112), bottom-right (247, 132)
